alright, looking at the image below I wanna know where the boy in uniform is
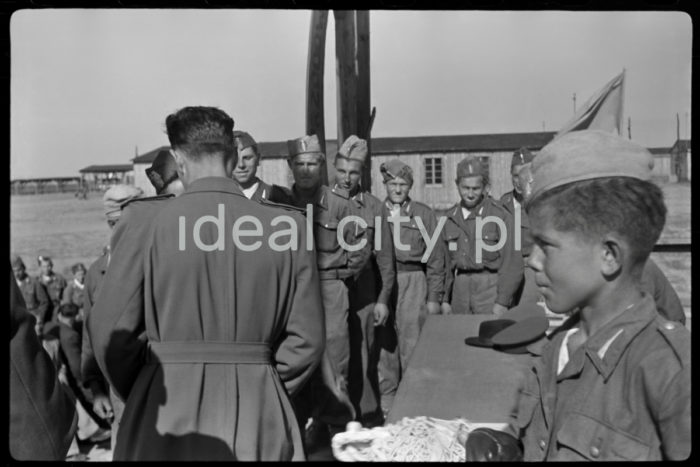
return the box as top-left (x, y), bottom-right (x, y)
top-left (442, 157), bottom-right (523, 315)
top-left (463, 130), bottom-right (690, 461)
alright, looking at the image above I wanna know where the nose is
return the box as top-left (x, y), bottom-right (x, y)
top-left (527, 244), bottom-right (543, 272)
top-left (237, 158), bottom-right (246, 169)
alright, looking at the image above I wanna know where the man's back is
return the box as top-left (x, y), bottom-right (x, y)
top-left (112, 177), bottom-right (324, 461)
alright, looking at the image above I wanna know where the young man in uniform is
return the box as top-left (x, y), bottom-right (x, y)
top-left (442, 156), bottom-right (523, 315)
top-left (37, 255), bottom-right (67, 323)
top-left (230, 130), bottom-right (286, 202)
top-left (500, 148), bottom-right (539, 306)
top-left (273, 134), bottom-right (368, 450)
top-left (378, 159), bottom-right (445, 414)
top-left (463, 130), bottom-right (690, 461)
top-left (333, 135), bottom-right (396, 426)
top-left (89, 107), bottom-right (324, 461)
top-left (12, 254), bottom-right (50, 338)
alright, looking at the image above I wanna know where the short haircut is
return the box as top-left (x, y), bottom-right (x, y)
top-left (37, 255), bottom-right (52, 265)
top-left (58, 303), bottom-right (80, 318)
top-left (526, 177), bottom-right (666, 266)
top-left (165, 107), bottom-right (235, 159)
top-left (71, 263), bottom-right (86, 274)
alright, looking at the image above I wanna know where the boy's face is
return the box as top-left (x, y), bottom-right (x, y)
top-left (457, 175), bottom-right (486, 209)
top-left (39, 260), bottom-right (53, 276)
top-left (233, 147), bottom-right (259, 185)
top-left (385, 177), bottom-right (411, 204)
top-left (527, 209), bottom-right (603, 313)
top-left (334, 158), bottom-right (363, 192)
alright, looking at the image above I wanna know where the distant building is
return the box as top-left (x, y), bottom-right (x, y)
top-left (670, 139), bottom-right (691, 182)
top-left (79, 164), bottom-right (134, 191)
top-left (10, 177), bottom-right (81, 195)
top-left (648, 147), bottom-right (675, 183)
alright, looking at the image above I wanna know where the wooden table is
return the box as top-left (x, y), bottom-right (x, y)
top-left (385, 314), bottom-right (535, 425)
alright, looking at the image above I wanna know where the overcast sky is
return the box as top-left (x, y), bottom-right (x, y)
top-left (10, 9), bottom-right (692, 179)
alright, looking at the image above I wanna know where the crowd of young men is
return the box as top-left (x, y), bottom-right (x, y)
top-left (11, 105), bottom-right (689, 461)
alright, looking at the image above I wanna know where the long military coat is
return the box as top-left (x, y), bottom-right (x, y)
top-left (89, 177), bottom-right (325, 461)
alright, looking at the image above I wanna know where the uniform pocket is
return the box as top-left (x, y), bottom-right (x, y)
top-left (480, 226), bottom-right (501, 263)
top-left (314, 219), bottom-right (340, 253)
top-left (556, 412), bottom-right (651, 460)
top-left (399, 221), bottom-right (425, 257)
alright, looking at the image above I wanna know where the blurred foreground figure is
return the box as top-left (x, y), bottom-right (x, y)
top-left (89, 106), bottom-right (324, 460)
top-left (10, 265), bottom-right (77, 460)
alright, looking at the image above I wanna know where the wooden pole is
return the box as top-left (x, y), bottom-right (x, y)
top-left (334, 11), bottom-right (358, 151)
top-left (356, 10), bottom-right (372, 192)
top-left (306, 10), bottom-right (329, 185)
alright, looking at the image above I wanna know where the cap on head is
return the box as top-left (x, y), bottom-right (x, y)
top-left (11, 254), bottom-right (24, 269)
top-left (103, 185), bottom-right (144, 220)
top-left (287, 134), bottom-right (324, 160)
top-left (233, 131), bottom-right (257, 152)
top-left (380, 159), bottom-right (413, 185)
top-left (529, 130), bottom-right (655, 203)
top-left (337, 135), bottom-right (368, 164)
top-left (456, 156), bottom-right (486, 180)
top-left (511, 147), bottom-right (535, 171)
top-left (146, 150), bottom-right (179, 194)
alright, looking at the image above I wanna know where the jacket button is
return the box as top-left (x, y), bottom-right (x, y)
top-left (539, 439), bottom-right (546, 449)
top-left (590, 446), bottom-right (600, 458)
top-left (664, 322), bottom-right (676, 330)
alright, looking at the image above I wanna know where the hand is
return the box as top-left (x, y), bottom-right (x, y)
top-left (57, 365), bottom-right (69, 386)
top-left (492, 303), bottom-right (508, 317)
top-left (464, 428), bottom-right (523, 462)
top-left (373, 303), bottom-right (390, 327)
top-left (426, 301), bottom-right (441, 315)
top-left (441, 302), bottom-right (453, 315)
top-left (34, 323), bottom-right (44, 338)
top-left (92, 393), bottom-right (114, 422)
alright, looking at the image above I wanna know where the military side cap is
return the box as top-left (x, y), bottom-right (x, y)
top-left (491, 315), bottom-right (549, 354)
top-left (380, 159), bottom-right (413, 185)
top-left (465, 319), bottom-right (516, 348)
top-left (146, 150), bottom-right (179, 194)
top-left (511, 147), bottom-right (534, 170)
top-left (233, 131), bottom-right (257, 151)
top-left (287, 134), bottom-right (324, 159)
top-left (530, 130), bottom-right (655, 202)
top-left (337, 135), bottom-right (368, 163)
top-left (456, 156), bottom-right (486, 179)
top-left (103, 184), bottom-right (144, 220)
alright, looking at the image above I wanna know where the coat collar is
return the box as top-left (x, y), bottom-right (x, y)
top-left (184, 177), bottom-right (245, 198)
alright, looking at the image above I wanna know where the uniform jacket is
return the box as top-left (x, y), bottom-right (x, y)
top-left (499, 191), bottom-right (534, 257)
top-left (248, 178), bottom-right (273, 202)
top-left (16, 275), bottom-right (50, 325)
top-left (89, 177), bottom-right (325, 461)
top-left (81, 252), bottom-right (110, 393)
top-left (642, 258), bottom-right (686, 324)
top-left (349, 189), bottom-right (396, 306)
top-left (512, 294), bottom-right (690, 461)
top-left (443, 196), bottom-right (523, 306)
top-left (383, 198), bottom-right (445, 303)
top-left (273, 184), bottom-right (369, 276)
top-left (39, 273), bottom-right (67, 320)
top-left (10, 267), bottom-right (77, 460)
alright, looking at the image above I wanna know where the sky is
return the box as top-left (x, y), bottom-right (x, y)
top-left (10, 9), bottom-right (692, 179)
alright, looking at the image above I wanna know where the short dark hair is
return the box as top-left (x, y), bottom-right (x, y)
top-left (165, 107), bottom-right (235, 159)
top-left (71, 263), bottom-right (86, 274)
top-left (526, 177), bottom-right (666, 266)
top-left (58, 303), bottom-right (80, 318)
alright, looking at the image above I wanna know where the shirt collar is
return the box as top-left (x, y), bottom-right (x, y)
top-left (184, 177), bottom-right (245, 198)
top-left (385, 197), bottom-right (412, 216)
top-left (563, 294), bottom-right (657, 380)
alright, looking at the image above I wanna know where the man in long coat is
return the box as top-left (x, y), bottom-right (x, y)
top-left (88, 106), bottom-right (325, 461)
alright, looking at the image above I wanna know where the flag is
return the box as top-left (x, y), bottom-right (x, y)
top-left (555, 70), bottom-right (625, 139)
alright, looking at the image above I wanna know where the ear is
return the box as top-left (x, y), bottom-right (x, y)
top-left (170, 149), bottom-right (187, 179)
top-left (600, 234), bottom-right (624, 278)
top-left (286, 158), bottom-right (293, 169)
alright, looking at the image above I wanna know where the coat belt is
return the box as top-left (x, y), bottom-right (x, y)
top-left (318, 268), bottom-right (354, 280)
top-left (146, 341), bottom-right (272, 364)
